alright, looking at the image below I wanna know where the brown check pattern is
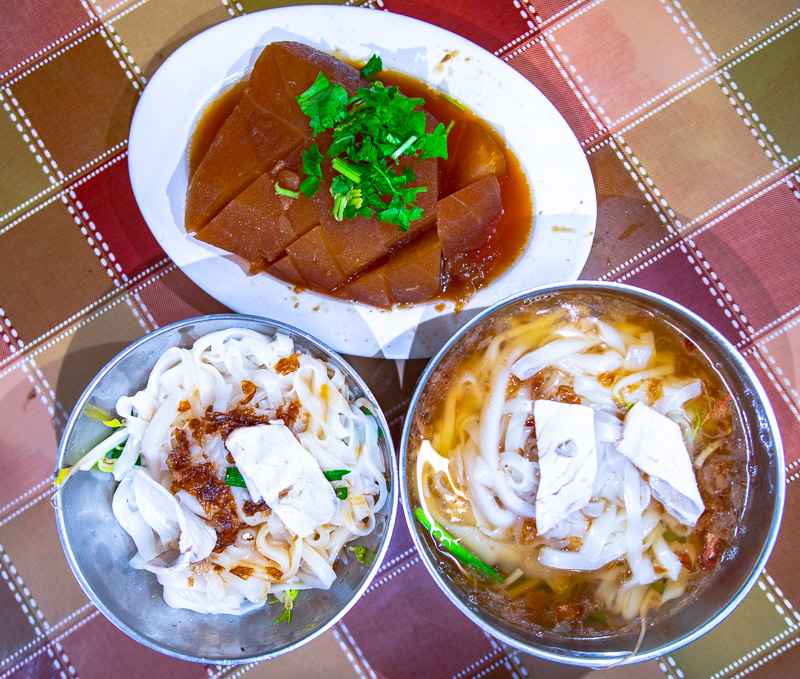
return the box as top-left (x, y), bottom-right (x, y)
top-left (1, 0), bottom-right (799, 677)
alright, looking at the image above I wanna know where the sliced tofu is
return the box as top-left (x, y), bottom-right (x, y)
top-left (445, 121), bottom-right (507, 193)
top-left (534, 400), bottom-right (597, 535)
top-left (616, 402), bottom-right (705, 526)
top-left (225, 423), bottom-right (337, 538)
top-left (437, 175), bottom-right (502, 258)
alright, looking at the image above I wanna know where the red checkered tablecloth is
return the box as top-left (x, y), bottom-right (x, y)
top-left (1, 1), bottom-right (799, 678)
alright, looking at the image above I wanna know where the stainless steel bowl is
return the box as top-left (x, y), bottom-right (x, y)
top-left (55, 314), bottom-right (397, 664)
top-left (399, 281), bottom-right (784, 667)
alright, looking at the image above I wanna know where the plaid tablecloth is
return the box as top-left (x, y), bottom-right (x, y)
top-left (1, 1), bottom-right (799, 678)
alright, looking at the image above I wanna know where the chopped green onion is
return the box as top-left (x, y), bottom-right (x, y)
top-left (362, 407), bottom-right (373, 416)
top-left (439, 92), bottom-right (466, 111)
top-left (323, 470), bottom-right (351, 481)
top-left (585, 610), bottom-right (607, 625)
top-left (103, 418), bottom-right (123, 428)
top-left (331, 158), bottom-right (362, 183)
top-left (652, 578), bottom-right (667, 594)
top-left (349, 545), bottom-right (376, 565)
top-left (335, 486), bottom-right (348, 500)
top-left (96, 457), bottom-right (116, 473)
top-left (225, 467), bottom-right (247, 488)
top-left (390, 135), bottom-right (418, 161)
top-left (274, 181), bottom-right (300, 198)
top-left (414, 507), bottom-right (504, 582)
top-left (663, 531), bottom-right (687, 544)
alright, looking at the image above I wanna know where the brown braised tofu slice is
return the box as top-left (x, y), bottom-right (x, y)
top-left (444, 121), bottom-right (507, 194)
top-left (343, 268), bottom-right (392, 309)
top-left (272, 42), bottom-right (365, 99)
top-left (186, 42), bottom-right (365, 233)
top-left (285, 227), bottom-right (347, 291)
top-left (265, 255), bottom-right (306, 288)
top-left (437, 175), bottom-right (502, 258)
top-left (194, 168), bottom-right (330, 263)
top-left (343, 228), bottom-right (442, 307)
top-left (384, 229), bottom-right (442, 304)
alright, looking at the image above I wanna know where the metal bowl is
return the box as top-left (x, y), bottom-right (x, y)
top-left (55, 314), bottom-right (397, 664)
top-left (400, 281), bottom-right (784, 667)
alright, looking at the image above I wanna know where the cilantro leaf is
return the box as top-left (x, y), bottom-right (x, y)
top-left (294, 65), bottom-right (449, 229)
top-left (417, 122), bottom-right (449, 161)
top-left (296, 73), bottom-right (349, 134)
top-left (361, 54), bottom-right (383, 79)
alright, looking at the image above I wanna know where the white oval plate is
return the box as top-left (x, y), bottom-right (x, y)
top-left (128, 6), bottom-right (596, 359)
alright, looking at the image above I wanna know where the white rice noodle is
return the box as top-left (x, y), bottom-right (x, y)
top-left (572, 374), bottom-right (617, 407)
top-left (613, 365), bottom-right (675, 401)
top-left (465, 457), bottom-right (516, 529)
top-left (556, 350), bottom-right (624, 375)
top-left (511, 338), bottom-right (599, 380)
top-left (652, 533), bottom-right (683, 581)
top-left (98, 328), bottom-right (385, 615)
top-left (623, 333), bottom-right (654, 371)
top-left (503, 412), bottom-right (532, 453)
top-left (498, 452), bottom-right (537, 494)
top-left (594, 319), bottom-right (627, 354)
top-left (622, 461), bottom-right (657, 588)
top-left (654, 379), bottom-right (703, 416)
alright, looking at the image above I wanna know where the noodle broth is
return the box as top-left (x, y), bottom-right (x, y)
top-left (406, 291), bottom-right (750, 639)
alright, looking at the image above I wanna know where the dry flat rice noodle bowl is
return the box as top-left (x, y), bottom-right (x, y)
top-left (55, 328), bottom-right (388, 617)
top-left (408, 292), bottom-right (750, 639)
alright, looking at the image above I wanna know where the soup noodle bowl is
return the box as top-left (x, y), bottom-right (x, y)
top-left (402, 283), bottom-right (784, 666)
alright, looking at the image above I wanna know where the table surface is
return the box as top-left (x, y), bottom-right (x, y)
top-left (1, 1), bottom-right (799, 678)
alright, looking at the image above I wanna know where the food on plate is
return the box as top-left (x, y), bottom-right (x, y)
top-left (186, 42), bottom-right (532, 308)
top-left (55, 329), bottom-right (388, 618)
top-left (407, 292), bottom-right (749, 638)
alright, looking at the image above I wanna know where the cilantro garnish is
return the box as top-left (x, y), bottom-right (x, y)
top-left (361, 54), bottom-right (383, 79)
top-left (295, 59), bottom-right (450, 231)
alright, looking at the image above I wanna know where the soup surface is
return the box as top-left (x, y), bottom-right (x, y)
top-left (407, 292), bottom-right (749, 637)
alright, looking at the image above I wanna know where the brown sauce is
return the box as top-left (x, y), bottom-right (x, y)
top-left (188, 54), bottom-right (533, 308)
top-left (189, 79), bottom-right (248, 178)
top-left (167, 428), bottom-right (242, 552)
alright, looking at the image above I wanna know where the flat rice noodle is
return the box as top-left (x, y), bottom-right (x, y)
top-left (445, 121), bottom-right (507, 193)
top-left (185, 42), bottom-right (365, 233)
top-left (437, 174), bottom-right (502, 258)
top-left (285, 227), bottom-right (347, 291)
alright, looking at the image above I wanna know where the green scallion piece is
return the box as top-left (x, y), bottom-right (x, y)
top-left (324, 469), bottom-right (351, 481)
top-left (331, 158), bottom-right (362, 183)
top-left (349, 545), bottom-right (376, 565)
top-left (335, 486), bottom-right (348, 500)
top-left (439, 92), bottom-right (466, 111)
top-left (274, 181), bottom-right (301, 198)
top-left (663, 531), bottom-right (687, 544)
top-left (225, 467), bottom-right (247, 488)
top-left (652, 578), bottom-right (667, 594)
top-left (414, 507), bottom-right (504, 582)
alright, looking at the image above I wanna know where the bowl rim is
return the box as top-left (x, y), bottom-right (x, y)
top-left (399, 280), bottom-right (786, 667)
top-left (54, 313), bottom-right (398, 664)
